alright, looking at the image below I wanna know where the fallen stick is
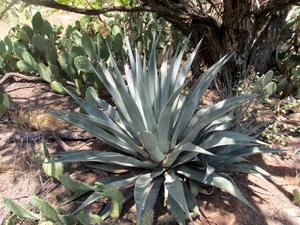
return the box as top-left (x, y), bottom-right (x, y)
top-left (0, 72), bottom-right (42, 85)
top-left (0, 129), bottom-right (93, 148)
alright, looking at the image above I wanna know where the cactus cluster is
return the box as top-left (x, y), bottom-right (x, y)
top-left (255, 69), bottom-right (300, 98)
top-left (0, 12), bottom-right (125, 95)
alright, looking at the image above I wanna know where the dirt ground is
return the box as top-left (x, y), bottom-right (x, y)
top-left (0, 78), bottom-right (299, 225)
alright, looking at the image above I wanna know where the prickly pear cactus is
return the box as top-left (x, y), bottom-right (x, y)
top-left (0, 92), bottom-right (10, 118)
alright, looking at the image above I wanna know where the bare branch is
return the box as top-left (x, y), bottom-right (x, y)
top-left (254, 0), bottom-right (300, 16)
top-left (0, 72), bottom-right (42, 85)
top-left (21, 0), bottom-right (154, 15)
top-left (0, 130), bottom-right (93, 148)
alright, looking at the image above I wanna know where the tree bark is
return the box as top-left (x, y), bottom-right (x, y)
top-left (142, 0), bottom-right (295, 95)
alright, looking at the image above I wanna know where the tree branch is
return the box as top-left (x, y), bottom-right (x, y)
top-left (254, 0), bottom-right (300, 16)
top-left (21, 0), bottom-right (154, 15)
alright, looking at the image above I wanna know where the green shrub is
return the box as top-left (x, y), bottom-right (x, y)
top-left (46, 36), bottom-right (281, 225)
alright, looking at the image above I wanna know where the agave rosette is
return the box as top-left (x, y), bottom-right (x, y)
top-left (49, 37), bottom-right (280, 224)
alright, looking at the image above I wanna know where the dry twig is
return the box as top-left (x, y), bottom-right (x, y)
top-left (0, 72), bottom-right (42, 85)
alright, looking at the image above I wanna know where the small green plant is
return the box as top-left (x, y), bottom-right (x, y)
top-left (293, 189), bottom-right (300, 206)
top-left (0, 12), bottom-right (122, 95)
top-left (261, 98), bottom-right (300, 146)
top-left (0, 91), bottom-right (10, 118)
top-left (254, 69), bottom-right (300, 98)
top-left (4, 143), bottom-right (122, 225)
top-left (45, 36), bottom-right (281, 225)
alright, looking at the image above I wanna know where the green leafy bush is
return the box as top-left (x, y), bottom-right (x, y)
top-left (46, 37), bottom-right (281, 225)
top-left (272, 6), bottom-right (300, 98)
top-left (254, 68), bottom-right (300, 98)
top-left (4, 143), bottom-right (122, 225)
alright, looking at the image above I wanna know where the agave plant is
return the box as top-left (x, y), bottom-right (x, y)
top-left (49, 36), bottom-right (280, 225)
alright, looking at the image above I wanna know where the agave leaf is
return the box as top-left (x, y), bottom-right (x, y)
top-left (48, 110), bottom-right (144, 157)
top-left (164, 171), bottom-right (192, 222)
top-left (134, 171), bottom-right (163, 224)
top-left (206, 173), bottom-right (255, 210)
top-left (209, 156), bottom-right (251, 166)
top-left (138, 131), bottom-right (165, 163)
top-left (198, 115), bottom-right (234, 138)
top-left (124, 37), bottom-right (136, 81)
top-left (218, 146), bottom-right (282, 157)
top-left (125, 63), bottom-right (137, 99)
top-left (182, 94), bottom-right (257, 143)
top-left (159, 49), bottom-right (170, 109)
top-left (29, 196), bottom-right (61, 223)
top-left (85, 163), bottom-right (129, 174)
top-left (63, 87), bottom-right (111, 124)
top-left (67, 109), bottom-right (139, 151)
top-left (143, 177), bottom-right (163, 214)
top-left (157, 83), bottom-right (188, 153)
top-left (104, 175), bottom-right (137, 189)
top-left (76, 211), bottom-right (105, 225)
top-left (4, 198), bottom-right (40, 220)
top-left (166, 193), bottom-right (186, 225)
top-left (97, 61), bottom-right (147, 133)
top-left (148, 35), bottom-right (159, 117)
top-left (188, 180), bottom-right (202, 197)
top-left (183, 184), bottom-right (200, 215)
top-left (176, 166), bottom-right (206, 183)
top-left (108, 47), bottom-right (127, 91)
top-left (97, 173), bottom-right (135, 185)
top-left (200, 131), bottom-right (261, 149)
top-left (91, 61), bottom-right (132, 125)
top-left (171, 54), bottom-right (233, 147)
top-left (134, 49), bottom-right (156, 131)
top-left (95, 94), bottom-right (136, 139)
top-left (72, 191), bottom-right (103, 214)
top-left (174, 38), bottom-right (203, 91)
top-left (168, 37), bottom-right (190, 95)
top-left (164, 143), bottom-right (213, 167)
top-left (221, 163), bottom-right (270, 176)
top-left (52, 151), bottom-right (155, 168)
top-left (159, 43), bottom-right (181, 115)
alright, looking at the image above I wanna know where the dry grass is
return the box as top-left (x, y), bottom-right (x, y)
top-left (9, 106), bottom-right (66, 131)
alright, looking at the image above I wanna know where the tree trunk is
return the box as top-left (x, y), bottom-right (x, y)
top-left (144, 0), bottom-right (292, 95)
